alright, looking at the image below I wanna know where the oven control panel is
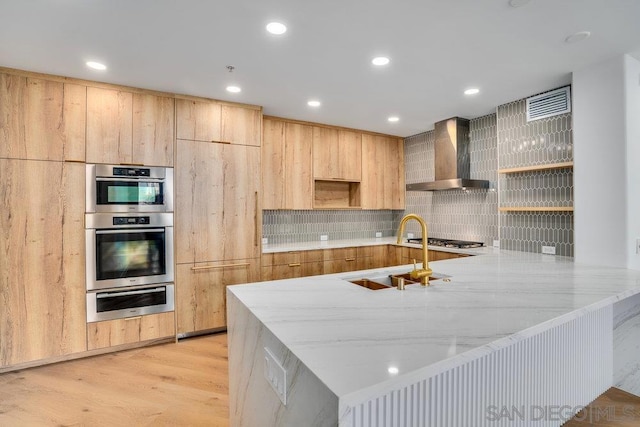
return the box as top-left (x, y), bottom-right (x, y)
top-left (113, 216), bottom-right (150, 225)
top-left (112, 167), bottom-right (151, 177)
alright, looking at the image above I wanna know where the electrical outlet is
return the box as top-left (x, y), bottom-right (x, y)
top-left (493, 240), bottom-right (500, 248)
top-left (407, 233), bottom-right (414, 239)
top-left (262, 237), bottom-right (268, 245)
top-left (541, 245), bottom-right (556, 255)
top-left (264, 347), bottom-right (286, 405)
top-left (375, 231), bottom-right (382, 238)
top-left (320, 234), bottom-right (328, 241)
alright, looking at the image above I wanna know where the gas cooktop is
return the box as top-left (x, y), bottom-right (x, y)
top-left (406, 237), bottom-right (484, 249)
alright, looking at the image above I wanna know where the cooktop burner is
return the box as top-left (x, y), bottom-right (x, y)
top-left (406, 237), bottom-right (484, 249)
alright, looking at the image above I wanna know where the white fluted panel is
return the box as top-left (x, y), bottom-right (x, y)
top-left (348, 305), bottom-right (613, 427)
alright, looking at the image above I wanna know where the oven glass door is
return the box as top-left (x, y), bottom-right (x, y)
top-left (95, 228), bottom-right (166, 281)
top-left (96, 179), bottom-right (164, 207)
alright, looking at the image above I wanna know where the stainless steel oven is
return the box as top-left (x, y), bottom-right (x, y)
top-left (85, 212), bottom-right (174, 291)
top-left (86, 164), bottom-right (173, 213)
top-left (87, 284), bottom-right (175, 322)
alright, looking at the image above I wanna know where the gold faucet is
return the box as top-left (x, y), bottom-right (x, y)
top-left (396, 213), bottom-right (433, 286)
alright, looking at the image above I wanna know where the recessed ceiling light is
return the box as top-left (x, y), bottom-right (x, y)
top-left (565, 31), bottom-right (591, 44)
top-left (86, 61), bottom-right (107, 71)
top-left (307, 100), bottom-right (321, 107)
top-left (388, 116), bottom-right (399, 122)
top-left (266, 22), bottom-right (287, 35)
top-left (464, 88), bottom-right (480, 95)
top-left (508, 0), bottom-right (531, 7)
top-left (226, 86), bottom-right (242, 93)
top-left (388, 366), bottom-right (399, 374)
top-left (372, 57), bottom-right (390, 66)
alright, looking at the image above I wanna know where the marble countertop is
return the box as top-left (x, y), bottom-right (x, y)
top-left (262, 236), bottom-right (488, 256)
top-left (228, 249), bottom-right (640, 402)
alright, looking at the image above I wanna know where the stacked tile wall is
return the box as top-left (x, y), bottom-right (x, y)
top-left (262, 210), bottom-right (404, 245)
top-left (497, 98), bottom-right (574, 257)
top-left (403, 114), bottom-right (499, 246)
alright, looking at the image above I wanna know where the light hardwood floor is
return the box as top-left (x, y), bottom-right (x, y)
top-left (0, 333), bottom-right (229, 426)
top-left (2, 331), bottom-right (639, 427)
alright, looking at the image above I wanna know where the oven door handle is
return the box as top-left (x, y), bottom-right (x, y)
top-left (97, 287), bottom-right (165, 298)
top-left (96, 177), bottom-right (165, 183)
top-left (95, 228), bottom-right (165, 234)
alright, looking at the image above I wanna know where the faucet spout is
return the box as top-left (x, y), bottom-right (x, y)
top-left (396, 213), bottom-right (433, 286)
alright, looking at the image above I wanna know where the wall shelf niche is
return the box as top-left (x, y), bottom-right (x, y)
top-left (498, 161), bottom-right (573, 174)
top-left (313, 180), bottom-right (361, 209)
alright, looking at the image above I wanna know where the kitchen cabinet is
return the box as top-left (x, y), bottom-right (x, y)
top-left (0, 73), bottom-right (86, 162)
top-left (176, 99), bottom-right (261, 147)
top-left (86, 87), bottom-right (174, 166)
top-left (322, 247), bottom-right (358, 274)
top-left (0, 159), bottom-right (86, 367)
top-left (261, 250), bottom-right (324, 281)
top-left (262, 118), bottom-right (313, 209)
top-left (361, 134), bottom-right (405, 209)
top-left (176, 260), bottom-right (260, 335)
top-left (175, 139), bottom-right (261, 334)
top-left (356, 245), bottom-right (388, 270)
top-left (313, 127), bottom-right (361, 181)
top-left (87, 312), bottom-right (175, 351)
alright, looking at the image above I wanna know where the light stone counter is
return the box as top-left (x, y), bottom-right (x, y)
top-left (228, 250), bottom-right (640, 426)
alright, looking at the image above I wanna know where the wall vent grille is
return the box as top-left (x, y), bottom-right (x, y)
top-left (526, 86), bottom-right (571, 122)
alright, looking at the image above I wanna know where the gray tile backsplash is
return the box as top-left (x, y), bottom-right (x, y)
top-left (263, 89), bottom-right (574, 257)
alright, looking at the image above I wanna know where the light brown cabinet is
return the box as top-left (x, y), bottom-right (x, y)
top-left (313, 127), bottom-right (362, 181)
top-left (361, 134), bottom-right (405, 209)
top-left (175, 139), bottom-right (261, 334)
top-left (0, 160), bottom-right (86, 367)
top-left (356, 245), bottom-right (389, 270)
top-left (261, 251), bottom-right (324, 281)
top-left (176, 260), bottom-right (260, 335)
top-left (262, 118), bottom-right (314, 210)
top-left (87, 312), bottom-right (175, 351)
top-left (176, 99), bottom-right (261, 147)
top-left (86, 87), bottom-right (174, 166)
top-left (0, 73), bottom-right (86, 161)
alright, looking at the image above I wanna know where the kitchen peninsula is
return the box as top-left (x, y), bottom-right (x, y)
top-left (227, 247), bottom-right (640, 427)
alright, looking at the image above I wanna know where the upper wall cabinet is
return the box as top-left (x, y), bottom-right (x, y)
top-left (361, 134), bottom-right (405, 209)
top-left (262, 118), bottom-right (313, 209)
top-left (0, 73), bottom-right (86, 162)
top-left (313, 127), bottom-right (362, 181)
top-left (86, 87), bottom-right (174, 166)
top-left (176, 99), bottom-right (261, 147)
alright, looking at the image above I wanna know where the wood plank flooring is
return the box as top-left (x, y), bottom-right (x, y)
top-left (1, 332), bottom-right (640, 426)
top-left (0, 333), bottom-right (229, 426)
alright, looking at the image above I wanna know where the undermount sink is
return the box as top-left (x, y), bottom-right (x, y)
top-left (347, 272), bottom-right (450, 290)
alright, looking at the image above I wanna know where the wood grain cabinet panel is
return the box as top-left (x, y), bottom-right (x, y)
top-left (175, 99), bottom-right (222, 142)
top-left (361, 135), bottom-right (405, 209)
top-left (221, 104), bottom-right (261, 147)
top-left (132, 93), bottom-right (175, 167)
top-left (313, 127), bottom-right (362, 181)
top-left (0, 160), bottom-right (86, 367)
top-left (0, 74), bottom-right (86, 161)
top-left (86, 86), bottom-right (133, 164)
top-left (262, 118), bottom-right (285, 209)
top-left (87, 312), bottom-right (175, 351)
top-left (176, 260), bottom-right (260, 335)
top-left (356, 245), bottom-right (388, 270)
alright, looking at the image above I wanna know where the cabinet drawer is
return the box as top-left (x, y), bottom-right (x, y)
top-left (323, 247), bottom-right (357, 261)
top-left (87, 312), bottom-right (175, 351)
top-left (262, 251), bottom-right (302, 266)
top-left (302, 250), bottom-right (324, 263)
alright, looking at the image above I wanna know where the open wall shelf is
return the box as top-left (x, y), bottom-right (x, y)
top-left (498, 161), bottom-right (573, 174)
top-left (499, 207), bottom-right (574, 212)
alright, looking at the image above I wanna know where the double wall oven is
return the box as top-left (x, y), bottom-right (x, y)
top-left (85, 164), bottom-right (174, 323)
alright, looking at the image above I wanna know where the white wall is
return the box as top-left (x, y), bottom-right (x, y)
top-left (573, 56), bottom-right (627, 268)
top-left (625, 55), bottom-right (640, 270)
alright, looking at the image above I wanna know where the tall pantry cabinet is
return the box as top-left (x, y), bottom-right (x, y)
top-left (0, 73), bottom-right (87, 367)
top-left (174, 99), bottom-right (262, 336)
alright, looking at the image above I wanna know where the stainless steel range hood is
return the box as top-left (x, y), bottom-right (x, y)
top-left (406, 117), bottom-right (490, 191)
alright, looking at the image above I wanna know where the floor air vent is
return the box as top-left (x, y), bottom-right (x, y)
top-left (526, 86), bottom-right (571, 122)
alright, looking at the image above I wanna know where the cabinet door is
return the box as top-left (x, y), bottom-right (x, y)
top-left (312, 126), bottom-right (339, 179)
top-left (132, 93), bottom-right (175, 166)
top-left (175, 99), bottom-right (221, 142)
top-left (386, 137), bottom-right (405, 209)
top-left (262, 118), bottom-right (285, 209)
top-left (361, 134), bottom-right (386, 209)
top-left (176, 260), bottom-right (260, 334)
top-left (87, 312), bottom-right (175, 351)
top-left (0, 160), bottom-right (86, 366)
top-left (284, 122), bottom-right (313, 209)
top-left (221, 105), bottom-right (261, 147)
top-left (338, 130), bottom-right (362, 181)
top-left (86, 87), bottom-right (133, 164)
top-left (0, 74), bottom-right (86, 161)
top-left (223, 144), bottom-right (261, 261)
top-left (175, 139), bottom-right (225, 264)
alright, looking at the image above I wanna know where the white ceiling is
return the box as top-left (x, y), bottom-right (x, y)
top-left (1, 0), bottom-right (639, 137)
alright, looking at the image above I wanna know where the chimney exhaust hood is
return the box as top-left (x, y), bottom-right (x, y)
top-left (406, 117), bottom-right (490, 191)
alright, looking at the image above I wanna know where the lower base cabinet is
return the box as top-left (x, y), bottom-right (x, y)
top-left (176, 259), bottom-right (260, 335)
top-left (87, 312), bottom-right (175, 351)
